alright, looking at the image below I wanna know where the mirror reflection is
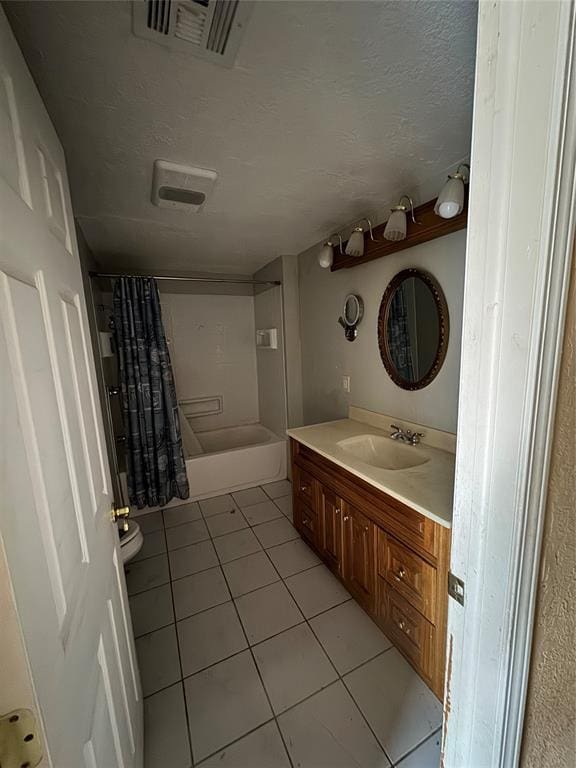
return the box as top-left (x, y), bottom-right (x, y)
top-left (378, 269), bottom-right (449, 390)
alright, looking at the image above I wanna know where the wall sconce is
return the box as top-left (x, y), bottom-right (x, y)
top-left (318, 234), bottom-right (343, 269)
top-left (345, 218), bottom-right (375, 258)
top-left (383, 195), bottom-right (418, 242)
top-left (434, 163), bottom-right (470, 219)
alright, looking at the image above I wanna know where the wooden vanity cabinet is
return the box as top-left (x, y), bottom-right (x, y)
top-left (290, 438), bottom-right (450, 700)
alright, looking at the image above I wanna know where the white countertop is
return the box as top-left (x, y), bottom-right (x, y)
top-left (287, 418), bottom-right (455, 528)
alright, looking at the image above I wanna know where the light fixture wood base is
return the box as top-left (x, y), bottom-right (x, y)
top-left (331, 194), bottom-right (468, 272)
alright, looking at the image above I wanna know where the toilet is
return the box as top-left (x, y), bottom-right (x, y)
top-left (119, 520), bottom-right (143, 564)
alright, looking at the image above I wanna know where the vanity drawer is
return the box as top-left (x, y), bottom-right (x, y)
top-left (378, 530), bottom-right (437, 624)
top-left (293, 464), bottom-right (317, 510)
top-left (294, 497), bottom-right (318, 548)
top-left (378, 579), bottom-right (435, 684)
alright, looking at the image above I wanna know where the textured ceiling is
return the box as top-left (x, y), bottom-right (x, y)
top-left (5, 0), bottom-right (477, 274)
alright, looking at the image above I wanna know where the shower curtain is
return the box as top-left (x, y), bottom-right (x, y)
top-left (388, 284), bottom-right (415, 381)
top-left (113, 277), bottom-right (189, 508)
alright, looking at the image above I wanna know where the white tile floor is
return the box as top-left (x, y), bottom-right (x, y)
top-left (127, 482), bottom-right (442, 768)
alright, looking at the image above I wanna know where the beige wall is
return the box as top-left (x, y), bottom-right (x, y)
top-left (159, 292), bottom-right (260, 432)
top-left (298, 229), bottom-right (466, 432)
top-left (521, 259), bottom-right (576, 767)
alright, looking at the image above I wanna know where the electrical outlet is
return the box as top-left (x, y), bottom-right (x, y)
top-left (342, 375), bottom-right (351, 393)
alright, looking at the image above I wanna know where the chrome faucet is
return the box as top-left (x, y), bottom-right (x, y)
top-left (390, 424), bottom-right (424, 446)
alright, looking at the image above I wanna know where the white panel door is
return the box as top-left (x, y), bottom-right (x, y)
top-left (0, 9), bottom-right (143, 768)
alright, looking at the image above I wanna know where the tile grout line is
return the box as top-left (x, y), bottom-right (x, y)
top-left (390, 724), bottom-right (443, 767)
top-left (129, 536), bottom-right (319, 598)
top-left (138, 485), bottom-right (436, 766)
top-left (160, 512), bottom-right (196, 768)
top-left (143, 615), bottom-right (391, 698)
top-left (195, 485), bottom-right (396, 764)
top-left (200, 501), bottom-right (297, 768)
top-left (247, 490), bottom-right (398, 763)
top-left (306, 616), bottom-right (395, 765)
top-left (133, 566), bottom-right (339, 644)
top-left (193, 717), bottom-right (278, 767)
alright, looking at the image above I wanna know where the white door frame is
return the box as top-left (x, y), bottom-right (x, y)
top-left (444, 2), bottom-right (575, 767)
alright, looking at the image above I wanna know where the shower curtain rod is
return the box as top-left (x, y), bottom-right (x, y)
top-left (89, 272), bottom-right (281, 286)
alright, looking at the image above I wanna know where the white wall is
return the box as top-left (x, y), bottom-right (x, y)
top-left (253, 254), bottom-right (304, 437)
top-left (298, 229), bottom-right (466, 433)
top-left (160, 292), bottom-right (259, 432)
top-left (254, 282), bottom-right (287, 438)
top-left (280, 254), bottom-right (304, 429)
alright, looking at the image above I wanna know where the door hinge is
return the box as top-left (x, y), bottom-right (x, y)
top-left (448, 571), bottom-right (465, 606)
top-left (0, 709), bottom-right (43, 768)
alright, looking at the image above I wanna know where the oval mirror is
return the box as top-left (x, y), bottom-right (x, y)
top-left (377, 269), bottom-right (449, 390)
top-left (343, 294), bottom-right (364, 327)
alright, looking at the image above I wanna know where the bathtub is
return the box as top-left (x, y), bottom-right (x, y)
top-left (125, 422), bottom-right (287, 513)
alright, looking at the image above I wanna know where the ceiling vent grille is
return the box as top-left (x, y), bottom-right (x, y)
top-left (133, 0), bottom-right (252, 68)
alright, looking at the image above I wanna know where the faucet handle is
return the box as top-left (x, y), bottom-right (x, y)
top-left (390, 424), bottom-right (401, 431)
top-left (411, 431), bottom-right (424, 445)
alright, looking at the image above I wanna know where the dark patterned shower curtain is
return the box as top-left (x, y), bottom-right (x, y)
top-left (113, 277), bottom-right (189, 509)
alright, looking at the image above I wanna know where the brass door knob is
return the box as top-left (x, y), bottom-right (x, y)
top-left (111, 505), bottom-right (129, 523)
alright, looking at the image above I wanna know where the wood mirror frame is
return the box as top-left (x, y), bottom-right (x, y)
top-left (377, 268), bottom-right (450, 390)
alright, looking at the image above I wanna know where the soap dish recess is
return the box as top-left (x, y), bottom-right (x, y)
top-left (256, 329), bottom-right (278, 349)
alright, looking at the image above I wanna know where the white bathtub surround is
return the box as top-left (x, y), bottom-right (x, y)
top-left (287, 408), bottom-right (455, 527)
top-left (127, 424), bottom-right (287, 514)
top-left (160, 292), bottom-right (260, 433)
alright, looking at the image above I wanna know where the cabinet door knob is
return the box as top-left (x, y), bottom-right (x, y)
top-left (335, 508), bottom-right (341, 515)
top-left (395, 567), bottom-right (406, 581)
top-left (344, 515), bottom-right (350, 522)
top-left (300, 485), bottom-right (308, 492)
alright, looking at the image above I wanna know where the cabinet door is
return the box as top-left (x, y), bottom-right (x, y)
top-left (343, 503), bottom-right (376, 611)
top-left (318, 484), bottom-right (343, 573)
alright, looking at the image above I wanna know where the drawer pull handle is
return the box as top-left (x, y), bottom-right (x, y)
top-left (395, 567), bottom-right (407, 581)
top-left (398, 619), bottom-right (411, 635)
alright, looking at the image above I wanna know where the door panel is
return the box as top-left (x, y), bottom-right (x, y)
top-left (0, 10), bottom-right (142, 767)
top-left (318, 483), bottom-right (342, 573)
top-left (343, 503), bottom-right (376, 611)
top-left (1, 271), bottom-right (86, 621)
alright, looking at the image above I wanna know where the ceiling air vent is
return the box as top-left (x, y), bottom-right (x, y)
top-left (133, 0), bottom-right (253, 68)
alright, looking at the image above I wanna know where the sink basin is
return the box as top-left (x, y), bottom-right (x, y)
top-left (336, 434), bottom-right (429, 470)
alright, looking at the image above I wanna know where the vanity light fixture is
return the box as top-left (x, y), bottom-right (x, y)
top-left (434, 163), bottom-right (470, 219)
top-left (345, 218), bottom-right (375, 258)
top-left (383, 195), bottom-right (418, 242)
top-left (318, 234), bottom-right (343, 269)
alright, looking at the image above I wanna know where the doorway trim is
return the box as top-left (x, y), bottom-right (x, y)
top-left (443, 2), bottom-right (575, 767)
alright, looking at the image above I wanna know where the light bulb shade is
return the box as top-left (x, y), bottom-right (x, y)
top-left (345, 229), bottom-right (365, 257)
top-left (318, 243), bottom-right (334, 268)
top-left (434, 176), bottom-right (465, 219)
top-left (383, 209), bottom-right (407, 241)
